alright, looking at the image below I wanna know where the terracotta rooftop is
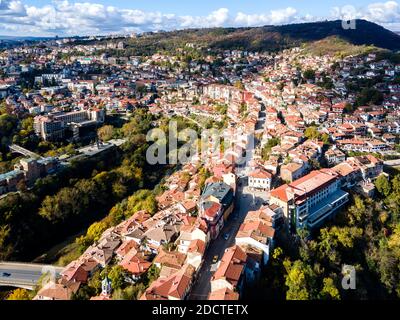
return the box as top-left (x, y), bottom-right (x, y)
top-left (208, 287), bottom-right (239, 300)
top-left (270, 169), bottom-right (339, 202)
top-left (212, 245), bottom-right (247, 286)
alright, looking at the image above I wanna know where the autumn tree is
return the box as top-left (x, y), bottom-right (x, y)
top-left (320, 277), bottom-right (340, 300)
top-left (126, 189), bottom-right (157, 216)
top-left (6, 288), bottom-right (31, 300)
top-left (283, 259), bottom-right (312, 300)
top-left (98, 125), bottom-right (114, 141)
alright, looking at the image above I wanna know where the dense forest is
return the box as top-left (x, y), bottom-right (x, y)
top-left (0, 109), bottom-right (165, 261)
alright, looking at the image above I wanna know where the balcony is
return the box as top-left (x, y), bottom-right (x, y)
top-left (307, 189), bottom-right (349, 228)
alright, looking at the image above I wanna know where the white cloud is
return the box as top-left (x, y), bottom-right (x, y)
top-left (180, 8), bottom-right (230, 28)
top-left (234, 7), bottom-right (298, 26)
top-left (0, 1), bottom-right (306, 36)
top-left (0, 1), bottom-right (399, 36)
top-left (364, 1), bottom-right (400, 23)
top-left (331, 1), bottom-right (400, 30)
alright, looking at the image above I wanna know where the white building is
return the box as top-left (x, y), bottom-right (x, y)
top-left (247, 168), bottom-right (272, 190)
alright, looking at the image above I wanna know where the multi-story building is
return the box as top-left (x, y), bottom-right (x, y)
top-left (34, 109), bottom-right (105, 141)
top-left (198, 182), bottom-right (234, 239)
top-left (325, 147), bottom-right (346, 166)
top-left (33, 116), bottom-right (64, 141)
top-left (0, 157), bottom-right (59, 195)
top-left (269, 169), bottom-right (349, 231)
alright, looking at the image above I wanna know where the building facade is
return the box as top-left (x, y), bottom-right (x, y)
top-left (269, 169), bottom-right (349, 231)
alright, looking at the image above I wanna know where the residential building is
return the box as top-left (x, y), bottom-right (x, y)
top-left (198, 182), bottom-right (235, 239)
top-left (247, 168), bottom-right (273, 190)
top-left (269, 169), bottom-right (349, 231)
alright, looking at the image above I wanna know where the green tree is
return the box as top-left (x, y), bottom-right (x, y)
top-left (303, 69), bottom-right (316, 81)
top-left (261, 137), bottom-right (280, 160)
top-left (104, 265), bottom-right (127, 290)
top-left (234, 80), bottom-right (244, 90)
top-left (143, 264), bottom-right (160, 287)
top-left (304, 126), bottom-right (321, 140)
top-left (375, 175), bottom-right (391, 197)
top-left (347, 196), bottom-right (367, 226)
top-left (126, 189), bottom-right (157, 216)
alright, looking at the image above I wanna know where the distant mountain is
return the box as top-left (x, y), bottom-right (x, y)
top-left (0, 35), bottom-right (54, 41)
top-left (120, 19), bottom-right (400, 55)
top-left (0, 35), bottom-right (57, 49)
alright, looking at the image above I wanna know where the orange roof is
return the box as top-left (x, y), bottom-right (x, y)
top-left (153, 249), bottom-right (187, 269)
top-left (141, 265), bottom-right (194, 300)
top-left (270, 169), bottom-right (338, 202)
top-left (208, 287), bottom-right (239, 300)
top-left (188, 239), bottom-right (206, 255)
top-left (204, 202), bottom-right (222, 219)
top-left (248, 168), bottom-right (272, 179)
top-left (115, 240), bottom-right (138, 258)
top-left (119, 251), bottom-right (152, 276)
top-left (212, 245), bottom-right (246, 286)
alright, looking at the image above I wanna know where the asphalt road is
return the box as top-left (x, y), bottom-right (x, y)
top-left (0, 262), bottom-right (63, 288)
top-left (188, 180), bottom-right (268, 299)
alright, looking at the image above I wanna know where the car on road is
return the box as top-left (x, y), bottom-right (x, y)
top-left (212, 255), bottom-right (219, 264)
top-left (1, 272), bottom-right (11, 277)
top-left (223, 233), bottom-right (230, 240)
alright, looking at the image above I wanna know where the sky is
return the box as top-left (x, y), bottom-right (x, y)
top-left (0, 0), bottom-right (399, 36)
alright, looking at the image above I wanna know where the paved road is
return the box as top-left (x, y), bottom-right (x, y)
top-left (188, 180), bottom-right (267, 299)
top-left (384, 159), bottom-right (400, 167)
top-left (0, 262), bottom-right (63, 289)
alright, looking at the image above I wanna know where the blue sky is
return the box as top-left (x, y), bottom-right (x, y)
top-left (1, 0), bottom-right (399, 36)
top-left (20, 0), bottom-right (376, 16)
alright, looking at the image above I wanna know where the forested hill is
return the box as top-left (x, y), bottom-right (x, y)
top-left (208, 19), bottom-right (400, 52)
top-left (116, 19), bottom-right (400, 55)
